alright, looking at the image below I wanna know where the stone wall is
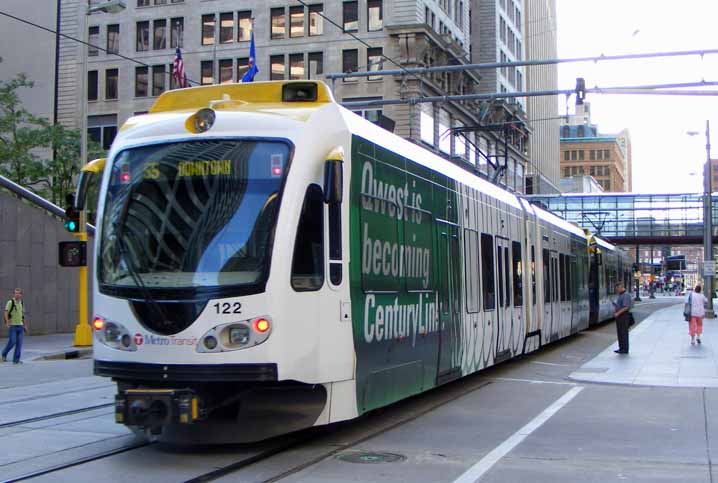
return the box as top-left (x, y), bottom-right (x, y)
top-left (0, 189), bottom-right (94, 336)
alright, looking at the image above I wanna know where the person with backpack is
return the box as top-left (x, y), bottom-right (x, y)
top-left (685, 285), bottom-right (708, 346)
top-left (3, 288), bottom-right (28, 364)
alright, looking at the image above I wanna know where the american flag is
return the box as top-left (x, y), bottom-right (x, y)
top-left (172, 48), bottom-right (188, 88)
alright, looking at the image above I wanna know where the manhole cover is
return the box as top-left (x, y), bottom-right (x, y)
top-left (336, 452), bottom-right (406, 464)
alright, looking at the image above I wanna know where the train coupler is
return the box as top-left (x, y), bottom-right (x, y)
top-left (115, 388), bottom-right (201, 427)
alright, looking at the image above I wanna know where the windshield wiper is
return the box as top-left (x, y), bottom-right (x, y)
top-left (112, 183), bottom-right (167, 325)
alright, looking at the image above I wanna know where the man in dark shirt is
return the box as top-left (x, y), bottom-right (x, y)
top-left (612, 283), bottom-right (632, 354)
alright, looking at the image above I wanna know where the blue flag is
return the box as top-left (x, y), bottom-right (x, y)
top-left (242, 31), bottom-right (259, 82)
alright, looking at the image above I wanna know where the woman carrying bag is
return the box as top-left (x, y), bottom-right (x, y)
top-left (684, 285), bottom-right (708, 345)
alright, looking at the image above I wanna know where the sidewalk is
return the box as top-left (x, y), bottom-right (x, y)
top-left (0, 333), bottom-right (92, 361)
top-left (570, 302), bottom-right (718, 387)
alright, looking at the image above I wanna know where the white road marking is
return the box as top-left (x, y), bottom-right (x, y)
top-left (494, 377), bottom-right (578, 386)
top-left (530, 361), bottom-right (571, 367)
top-left (452, 386), bottom-right (584, 483)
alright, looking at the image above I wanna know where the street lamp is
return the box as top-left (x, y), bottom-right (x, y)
top-left (79, 1), bottom-right (127, 165)
top-left (688, 121), bottom-right (715, 318)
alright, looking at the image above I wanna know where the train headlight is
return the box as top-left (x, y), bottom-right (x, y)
top-left (196, 316), bottom-right (272, 353)
top-left (94, 318), bottom-right (137, 352)
top-left (203, 335), bottom-right (218, 350)
top-left (229, 325), bottom-right (250, 345)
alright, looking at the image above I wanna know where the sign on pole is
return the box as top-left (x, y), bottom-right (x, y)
top-left (704, 261), bottom-right (716, 277)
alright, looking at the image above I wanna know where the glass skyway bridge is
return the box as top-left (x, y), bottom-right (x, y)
top-left (525, 193), bottom-right (718, 245)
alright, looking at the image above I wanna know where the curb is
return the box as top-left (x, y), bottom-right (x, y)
top-left (35, 348), bottom-right (93, 361)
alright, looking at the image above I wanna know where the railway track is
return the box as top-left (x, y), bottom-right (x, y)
top-left (0, 402), bottom-right (114, 429)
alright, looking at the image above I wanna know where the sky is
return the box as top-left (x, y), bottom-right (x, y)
top-left (555, 0), bottom-right (718, 193)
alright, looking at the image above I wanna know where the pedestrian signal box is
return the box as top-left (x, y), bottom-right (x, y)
top-left (59, 241), bottom-right (87, 267)
top-left (64, 193), bottom-right (80, 233)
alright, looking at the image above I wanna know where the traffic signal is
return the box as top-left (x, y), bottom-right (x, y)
top-left (64, 193), bottom-right (80, 233)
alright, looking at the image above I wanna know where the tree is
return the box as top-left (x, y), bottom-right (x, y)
top-left (0, 74), bottom-right (52, 188)
top-left (0, 74), bottom-right (105, 205)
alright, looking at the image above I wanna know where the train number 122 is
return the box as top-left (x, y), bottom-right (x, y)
top-left (214, 302), bottom-right (242, 314)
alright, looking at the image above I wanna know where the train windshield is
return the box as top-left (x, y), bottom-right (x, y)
top-left (99, 139), bottom-right (290, 294)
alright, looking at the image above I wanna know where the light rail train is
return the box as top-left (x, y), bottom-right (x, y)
top-left (75, 80), bottom-right (630, 443)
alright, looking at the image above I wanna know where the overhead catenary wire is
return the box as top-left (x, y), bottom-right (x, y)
top-left (340, 80), bottom-right (718, 108)
top-left (0, 9), bottom-right (201, 86)
top-left (326, 48), bottom-right (718, 79)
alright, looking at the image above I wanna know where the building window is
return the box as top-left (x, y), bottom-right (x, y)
top-left (343, 1), bottom-right (358, 32)
top-left (563, 167), bottom-right (569, 177)
top-left (107, 25), bottom-right (119, 54)
top-left (135, 66), bottom-right (148, 97)
top-left (136, 21), bottom-right (149, 51)
top-left (105, 69), bottom-right (118, 100)
top-left (309, 4), bottom-right (323, 36)
top-left (563, 151), bottom-right (569, 161)
top-left (153, 19), bottom-right (166, 50)
top-left (368, 0), bottom-right (383, 31)
top-left (577, 125), bottom-right (584, 137)
top-left (289, 53), bottom-right (304, 80)
top-left (271, 8), bottom-right (286, 39)
top-left (219, 59), bottom-right (233, 83)
top-left (137, 0), bottom-right (149, 6)
top-left (590, 166), bottom-right (595, 176)
top-left (604, 149), bottom-right (610, 160)
top-left (561, 125), bottom-right (569, 138)
top-left (579, 150), bottom-right (584, 160)
top-left (590, 149), bottom-right (595, 160)
top-left (88, 26), bottom-right (100, 56)
top-left (171, 17), bottom-right (184, 48)
top-left (570, 150), bottom-right (577, 161)
top-left (420, 104), bottom-right (434, 145)
top-left (155, 0), bottom-right (167, 4)
top-left (201, 60), bottom-right (213, 85)
top-left (342, 49), bottom-right (358, 80)
top-left (367, 47), bottom-right (383, 81)
top-left (202, 14), bottom-right (215, 45)
top-left (290, 6), bottom-right (304, 37)
top-left (152, 65), bottom-right (166, 96)
top-left (238, 11), bottom-right (252, 41)
top-left (219, 12), bottom-right (234, 44)
top-left (270, 54), bottom-right (285, 80)
top-left (597, 150), bottom-right (603, 160)
top-left (237, 57), bottom-right (248, 80)
top-left (87, 70), bottom-right (98, 101)
top-left (87, 114), bottom-right (117, 151)
top-left (308, 52), bottom-right (323, 79)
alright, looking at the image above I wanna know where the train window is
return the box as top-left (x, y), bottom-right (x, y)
top-left (291, 184), bottom-right (324, 291)
top-left (481, 233), bottom-right (496, 310)
top-left (503, 246), bottom-right (510, 307)
top-left (570, 258), bottom-right (576, 301)
top-left (543, 249), bottom-right (550, 303)
top-left (553, 258), bottom-right (559, 303)
top-left (497, 245), bottom-right (504, 308)
top-left (559, 253), bottom-right (568, 302)
top-left (512, 241), bottom-right (522, 306)
top-left (531, 245), bottom-right (536, 305)
top-left (464, 229), bottom-right (480, 313)
top-left (328, 203), bottom-right (342, 285)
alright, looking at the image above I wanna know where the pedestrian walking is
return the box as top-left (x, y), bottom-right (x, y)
top-left (612, 283), bottom-right (632, 354)
top-left (2, 288), bottom-right (28, 364)
top-left (685, 285), bottom-right (708, 346)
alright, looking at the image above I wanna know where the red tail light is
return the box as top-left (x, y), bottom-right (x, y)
top-left (92, 317), bottom-right (105, 330)
top-left (253, 318), bottom-right (270, 333)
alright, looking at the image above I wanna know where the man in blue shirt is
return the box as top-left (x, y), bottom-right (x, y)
top-left (612, 283), bottom-right (632, 354)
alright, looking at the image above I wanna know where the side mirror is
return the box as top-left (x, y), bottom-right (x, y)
top-left (75, 157), bottom-right (106, 210)
top-left (323, 158), bottom-right (343, 205)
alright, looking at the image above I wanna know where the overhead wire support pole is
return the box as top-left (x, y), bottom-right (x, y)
top-left (704, 119), bottom-right (715, 318)
top-left (326, 48), bottom-right (718, 80)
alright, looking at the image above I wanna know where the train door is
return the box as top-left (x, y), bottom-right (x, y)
top-left (543, 249), bottom-right (560, 342)
top-left (495, 237), bottom-right (512, 360)
top-left (437, 222), bottom-right (461, 383)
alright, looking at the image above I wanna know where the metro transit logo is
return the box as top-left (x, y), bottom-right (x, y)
top-left (133, 332), bottom-right (197, 347)
top-left (134, 333), bottom-right (144, 346)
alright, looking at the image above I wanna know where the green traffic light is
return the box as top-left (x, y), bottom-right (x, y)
top-left (64, 220), bottom-right (78, 232)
